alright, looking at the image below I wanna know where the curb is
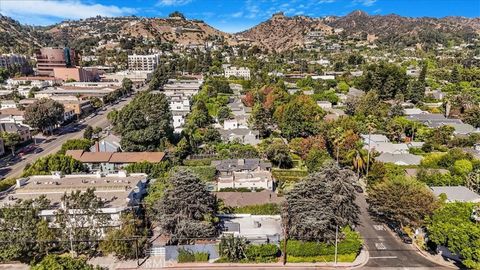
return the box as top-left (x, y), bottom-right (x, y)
top-left (412, 242), bottom-right (457, 269)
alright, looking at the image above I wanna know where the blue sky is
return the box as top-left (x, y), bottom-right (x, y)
top-left (1, 0), bottom-right (479, 33)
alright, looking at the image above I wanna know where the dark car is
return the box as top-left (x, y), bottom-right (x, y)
top-left (354, 185), bottom-right (364, 193)
top-left (399, 233), bottom-right (413, 244)
top-left (386, 221), bottom-right (399, 231)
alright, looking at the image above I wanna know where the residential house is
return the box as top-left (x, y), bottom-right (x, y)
top-left (0, 100), bottom-right (17, 109)
top-left (90, 134), bottom-right (122, 152)
top-left (219, 214), bottom-right (282, 244)
top-left (430, 186), bottom-right (480, 203)
top-left (212, 159), bottom-right (273, 191)
top-left (0, 123), bottom-right (31, 142)
top-left (376, 153), bottom-right (422, 166)
top-left (407, 114), bottom-right (478, 135)
top-left (224, 66), bottom-right (250, 79)
top-left (66, 150), bottom-right (166, 172)
top-left (0, 172), bottom-right (148, 229)
top-left (219, 128), bottom-right (260, 145)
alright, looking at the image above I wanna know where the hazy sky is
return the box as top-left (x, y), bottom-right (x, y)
top-left (1, 0), bottom-right (479, 33)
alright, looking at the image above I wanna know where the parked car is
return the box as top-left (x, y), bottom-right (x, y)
top-left (399, 232), bottom-right (413, 244)
top-left (386, 221), bottom-right (399, 231)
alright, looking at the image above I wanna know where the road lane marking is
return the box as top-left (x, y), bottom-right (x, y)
top-left (369, 256), bottom-right (398, 259)
top-left (375, 243), bottom-right (386, 250)
top-left (374, 225), bottom-right (385, 230)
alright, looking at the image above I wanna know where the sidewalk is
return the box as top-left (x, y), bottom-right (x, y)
top-left (164, 249), bottom-right (369, 269)
top-left (412, 242), bottom-right (458, 269)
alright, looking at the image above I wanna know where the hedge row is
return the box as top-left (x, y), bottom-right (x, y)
top-left (286, 253), bottom-right (357, 263)
top-left (285, 228), bottom-right (362, 257)
top-left (0, 178), bottom-right (16, 192)
top-left (233, 203), bottom-right (281, 215)
top-left (245, 244), bottom-right (279, 262)
top-left (272, 169), bottom-right (308, 182)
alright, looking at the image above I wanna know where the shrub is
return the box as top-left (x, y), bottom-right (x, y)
top-left (285, 227), bottom-right (362, 257)
top-left (194, 252), bottom-right (209, 262)
top-left (177, 248), bottom-right (195, 263)
top-left (124, 161), bottom-right (170, 178)
top-left (245, 244), bottom-right (279, 262)
top-left (233, 203), bottom-right (281, 215)
top-left (0, 178), bottom-right (16, 192)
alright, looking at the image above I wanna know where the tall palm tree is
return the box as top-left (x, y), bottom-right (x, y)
top-left (365, 116), bottom-right (377, 180)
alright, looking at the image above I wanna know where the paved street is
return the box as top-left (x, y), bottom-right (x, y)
top-left (0, 96), bottom-right (133, 180)
top-left (355, 193), bottom-right (453, 270)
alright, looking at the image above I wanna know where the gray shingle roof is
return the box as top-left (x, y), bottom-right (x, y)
top-left (430, 186), bottom-right (480, 203)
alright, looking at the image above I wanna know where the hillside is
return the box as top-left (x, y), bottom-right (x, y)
top-left (238, 10), bottom-right (480, 51)
top-left (325, 10), bottom-right (480, 47)
top-left (0, 11), bottom-right (479, 54)
top-left (0, 15), bottom-right (52, 54)
top-left (237, 12), bottom-right (333, 52)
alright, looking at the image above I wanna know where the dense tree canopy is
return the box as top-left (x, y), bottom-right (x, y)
top-left (112, 92), bottom-right (173, 151)
top-left (368, 176), bottom-right (438, 226)
top-left (153, 170), bottom-right (218, 244)
top-left (276, 95), bottom-right (325, 140)
top-left (427, 203), bottom-right (480, 269)
top-left (357, 62), bottom-right (409, 100)
top-left (285, 165), bottom-right (359, 243)
top-left (24, 98), bottom-right (65, 133)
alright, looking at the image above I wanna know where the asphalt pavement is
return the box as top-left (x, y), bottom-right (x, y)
top-left (355, 193), bottom-right (454, 270)
top-left (0, 97), bottom-right (133, 180)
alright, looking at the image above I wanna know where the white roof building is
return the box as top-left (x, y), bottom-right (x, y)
top-left (430, 186), bottom-right (480, 203)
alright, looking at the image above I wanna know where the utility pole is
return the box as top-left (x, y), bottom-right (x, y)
top-left (334, 224), bottom-right (338, 267)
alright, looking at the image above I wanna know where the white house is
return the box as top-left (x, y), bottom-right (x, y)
top-left (224, 66), bottom-right (251, 79)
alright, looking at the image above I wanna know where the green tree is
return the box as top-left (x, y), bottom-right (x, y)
top-left (100, 212), bottom-right (147, 260)
top-left (463, 106), bottom-right (480, 128)
top-left (450, 66), bottom-right (460, 84)
top-left (368, 177), bottom-right (438, 226)
top-left (22, 153), bottom-right (87, 176)
top-left (24, 98), bottom-right (65, 134)
top-left (31, 254), bottom-right (102, 270)
top-left (153, 170), bottom-right (218, 244)
top-left (0, 197), bottom-right (51, 263)
top-left (0, 132), bottom-right (21, 156)
top-left (305, 149), bottom-right (331, 172)
top-left (121, 78), bottom-right (133, 93)
top-left (285, 165), bottom-right (359, 242)
top-left (56, 188), bottom-right (110, 255)
top-left (113, 92), bottom-right (173, 151)
top-left (265, 141), bottom-right (293, 169)
top-left (83, 125), bottom-right (94, 140)
top-left (216, 106), bottom-right (232, 125)
top-left (59, 139), bottom-right (92, 154)
top-left (248, 104), bottom-right (272, 138)
top-left (357, 62), bottom-right (409, 100)
top-left (277, 95), bottom-right (325, 140)
top-left (453, 159), bottom-right (473, 176)
top-left (427, 203), bottom-right (480, 269)
top-left (218, 235), bottom-right (247, 262)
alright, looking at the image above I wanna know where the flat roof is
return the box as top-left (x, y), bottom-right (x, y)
top-left (0, 173), bottom-right (147, 208)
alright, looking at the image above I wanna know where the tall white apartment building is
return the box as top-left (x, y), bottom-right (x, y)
top-left (224, 66), bottom-right (251, 79)
top-left (128, 54), bottom-right (160, 71)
